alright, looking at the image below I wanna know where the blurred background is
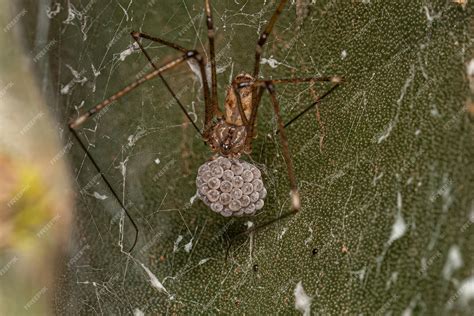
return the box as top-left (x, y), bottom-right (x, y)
top-left (0, 0), bottom-right (473, 315)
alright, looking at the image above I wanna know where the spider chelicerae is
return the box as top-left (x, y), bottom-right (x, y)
top-left (69, 0), bottom-right (343, 252)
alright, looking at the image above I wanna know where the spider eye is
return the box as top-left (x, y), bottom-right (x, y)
top-left (222, 143), bottom-right (231, 151)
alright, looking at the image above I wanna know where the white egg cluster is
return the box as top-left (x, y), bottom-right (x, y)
top-left (196, 156), bottom-right (266, 216)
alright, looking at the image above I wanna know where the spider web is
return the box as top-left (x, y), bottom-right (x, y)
top-left (17, 0), bottom-right (474, 314)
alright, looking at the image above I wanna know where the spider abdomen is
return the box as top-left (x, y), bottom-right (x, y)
top-left (224, 73), bottom-right (254, 126)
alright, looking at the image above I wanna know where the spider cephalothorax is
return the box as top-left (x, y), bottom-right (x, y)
top-left (207, 120), bottom-right (248, 157)
top-left (206, 73), bottom-right (255, 157)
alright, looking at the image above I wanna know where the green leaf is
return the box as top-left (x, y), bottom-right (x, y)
top-left (16, 0), bottom-right (474, 314)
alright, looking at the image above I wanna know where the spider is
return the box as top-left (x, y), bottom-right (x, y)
top-left (69, 0), bottom-right (343, 252)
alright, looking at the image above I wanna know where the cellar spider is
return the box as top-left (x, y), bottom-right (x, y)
top-left (69, 0), bottom-right (343, 252)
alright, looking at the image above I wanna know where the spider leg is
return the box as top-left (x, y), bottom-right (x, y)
top-left (240, 75), bottom-right (342, 151)
top-left (130, 31), bottom-right (217, 136)
top-left (265, 76), bottom-right (344, 128)
top-left (264, 82), bottom-right (300, 211)
top-left (243, 85), bottom-right (264, 153)
top-left (69, 53), bottom-right (196, 128)
top-left (281, 79), bottom-right (342, 129)
top-left (250, 0), bottom-right (289, 142)
top-left (239, 76), bottom-right (344, 130)
top-left (68, 53), bottom-right (200, 252)
top-left (231, 209), bottom-right (297, 240)
top-left (229, 83), bottom-right (300, 241)
top-left (69, 127), bottom-right (139, 253)
top-left (232, 83), bottom-right (249, 126)
top-left (253, 0), bottom-right (289, 79)
top-left (231, 77), bottom-right (343, 239)
top-left (253, 76), bottom-right (343, 86)
top-left (130, 33), bottom-right (202, 136)
top-left (204, 0), bottom-right (219, 113)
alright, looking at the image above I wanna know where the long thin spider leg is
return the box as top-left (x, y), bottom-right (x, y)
top-left (283, 82), bottom-right (342, 129)
top-left (131, 31), bottom-right (217, 136)
top-left (131, 31), bottom-right (187, 53)
top-left (130, 33), bottom-right (202, 136)
top-left (265, 82), bottom-right (300, 211)
top-left (70, 53), bottom-right (195, 128)
top-left (250, 0), bottom-right (288, 130)
top-left (239, 76), bottom-right (342, 150)
top-left (229, 83), bottom-right (300, 243)
top-left (238, 76), bottom-right (343, 88)
top-left (70, 127), bottom-right (139, 252)
top-left (253, 0), bottom-right (289, 78)
top-left (232, 209), bottom-right (296, 239)
top-left (230, 77), bottom-right (344, 240)
top-left (244, 86), bottom-right (264, 152)
top-left (236, 76), bottom-right (343, 130)
top-left (204, 0), bottom-right (219, 112)
top-left (232, 83), bottom-right (249, 126)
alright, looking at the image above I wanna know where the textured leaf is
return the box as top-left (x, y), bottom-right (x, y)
top-left (15, 0), bottom-right (474, 314)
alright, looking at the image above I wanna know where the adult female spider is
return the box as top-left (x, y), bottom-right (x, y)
top-left (69, 0), bottom-right (342, 251)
